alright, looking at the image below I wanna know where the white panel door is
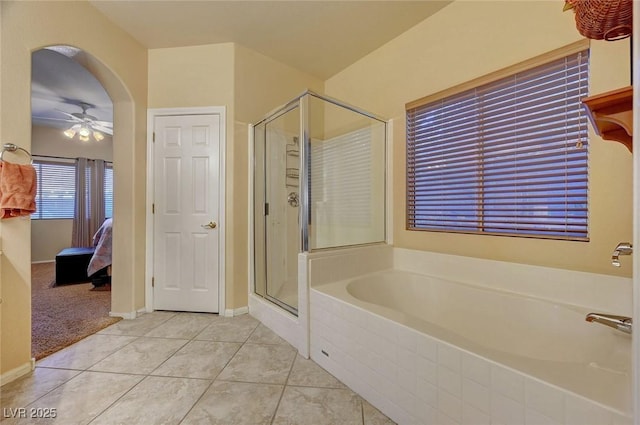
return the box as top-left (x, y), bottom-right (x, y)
top-left (153, 114), bottom-right (220, 312)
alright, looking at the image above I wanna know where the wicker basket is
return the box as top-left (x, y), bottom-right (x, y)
top-left (568, 0), bottom-right (632, 41)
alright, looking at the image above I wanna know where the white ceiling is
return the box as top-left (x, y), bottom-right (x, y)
top-left (89, 0), bottom-right (451, 80)
top-left (32, 48), bottom-right (113, 129)
top-left (32, 1), bottom-right (452, 130)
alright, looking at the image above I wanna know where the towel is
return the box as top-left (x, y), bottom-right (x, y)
top-left (0, 161), bottom-right (37, 219)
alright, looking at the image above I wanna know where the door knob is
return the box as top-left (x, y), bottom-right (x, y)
top-left (201, 221), bottom-right (217, 229)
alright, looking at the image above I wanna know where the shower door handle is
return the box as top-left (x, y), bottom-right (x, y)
top-left (287, 192), bottom-right (299, 207)
top-left (201, 221), bottom-right (217, 229)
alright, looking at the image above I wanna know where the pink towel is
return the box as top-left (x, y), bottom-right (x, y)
top-left (0, 161), bottom-right (37, 219)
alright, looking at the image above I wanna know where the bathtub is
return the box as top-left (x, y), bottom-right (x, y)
top-left (310, 269), bottom-right (632, 425)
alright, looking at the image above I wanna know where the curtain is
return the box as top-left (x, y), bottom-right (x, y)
top-left (72, 158), bottom-right (106, 247)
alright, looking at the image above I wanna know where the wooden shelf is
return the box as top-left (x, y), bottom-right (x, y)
top-left (582, 86), bottom-right (633, 152)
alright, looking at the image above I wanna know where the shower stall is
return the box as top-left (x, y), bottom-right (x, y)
top-left (250, 91), bottom-right (386, 350)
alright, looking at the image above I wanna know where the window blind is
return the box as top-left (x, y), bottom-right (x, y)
top-left (406, 48), bottom-right (589, 240)
top-left (310, 127), bottom-right (373, 226)
top-left (32, 161), bottom-right (76, 219)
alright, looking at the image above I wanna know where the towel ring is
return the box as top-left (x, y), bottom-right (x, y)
top-left (0, 143), bottom-right (33, 164)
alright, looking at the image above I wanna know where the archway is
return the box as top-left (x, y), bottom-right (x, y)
top-left (30, 45), bottom-right (117, 360)
top-left (0, 0), bottom-right (147, 382)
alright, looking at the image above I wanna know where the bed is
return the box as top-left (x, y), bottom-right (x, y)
top-left (53, 218), bottom-right (112, 286)
top-left (87, 218), bottom-right (112, 280)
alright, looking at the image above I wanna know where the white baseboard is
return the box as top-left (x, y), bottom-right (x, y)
top-left (223, 306), bottom-right (248, 317)
top-left (0, 359), bottom-right (35, 386)
top-left (109, 311), bottom-right (137, 320)
top-left (31, 260), bottom-right (54, 265)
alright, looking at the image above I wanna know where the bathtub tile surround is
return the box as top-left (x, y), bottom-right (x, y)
top-left (1, 312), bottom-right (394, 424)
top-left (308, 246), bottom-right (633, 425)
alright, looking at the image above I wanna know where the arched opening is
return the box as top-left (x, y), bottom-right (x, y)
top-left (0, 0), bottom-right (147, 383)
top-left (29, 45), bottom-right (118, 360)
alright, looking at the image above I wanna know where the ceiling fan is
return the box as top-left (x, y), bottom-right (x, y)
top-left (35, 102), bottom-right (113, 142)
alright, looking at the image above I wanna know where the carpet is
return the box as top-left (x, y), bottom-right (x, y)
top-left (31, 262), bottom-right (122, 360)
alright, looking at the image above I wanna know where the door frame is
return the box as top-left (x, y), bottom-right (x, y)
top-left (145, 106), bottom-right (226, 314)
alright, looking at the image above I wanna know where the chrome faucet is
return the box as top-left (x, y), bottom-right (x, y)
top-left (611, 242), bottom-right (632, 267)
top-left (585, 313), bottom-right (632, 334)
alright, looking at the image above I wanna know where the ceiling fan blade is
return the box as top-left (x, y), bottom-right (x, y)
top-left (32, 116), bottom-right (76, 123)
top-left (91, 124), bottom-right (113, 136)
top-left (54, 109), bottom-right (84, 121)
top-left (93, 120), bottom-right (113, 128)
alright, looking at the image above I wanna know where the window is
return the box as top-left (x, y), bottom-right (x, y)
top-left (32, 161), bottom-right (76, 219)
top-left (406, 43), bottom-right (589, 240)
top-left (104, 164), bottom-right (113, 218)
top-left (32, 159), bottom-right (114, 220)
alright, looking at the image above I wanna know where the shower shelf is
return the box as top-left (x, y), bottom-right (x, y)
top-left (286, 168), bottom-right (299, 179)
top-left (286, 147), bottom-right (299, 157)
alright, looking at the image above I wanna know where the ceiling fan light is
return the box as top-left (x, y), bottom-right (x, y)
top-left (93, 131), bottom-right (105, 141)
top-left (63, 128), bottom-right (76, 138)
top-left (78, 125), bottom-right (91, 137)
top-left (79, 135), bottom-right (90, 142)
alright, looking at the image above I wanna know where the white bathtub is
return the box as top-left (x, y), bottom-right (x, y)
top-left (311, 269), bottom-right (632, 424)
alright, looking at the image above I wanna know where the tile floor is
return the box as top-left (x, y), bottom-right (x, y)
top-left (1, 311), bottom-right (395, 425)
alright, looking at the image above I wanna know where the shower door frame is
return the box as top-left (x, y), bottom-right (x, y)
top-left (250, 89), bottom-right (388, 313)
top-left (252, 99), bottom-right (304, 316)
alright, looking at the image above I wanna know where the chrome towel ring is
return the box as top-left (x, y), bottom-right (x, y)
top-left (0, 143), bottom-right (33, 164)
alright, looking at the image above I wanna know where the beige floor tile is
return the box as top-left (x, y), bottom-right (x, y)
top-left (35, 334), bottom-right (137, 370)
top-left (1, 371), bottom-right (142, 425)
top-left (247, 324), bottom-right (289, 345)
top-left (287, 355), bottom-right (346, 389)
top-left (151, 340), bottom-right (241, 379)
top-left (363, 400), bottom-right (397, 425)
top-left (217, 343), bottom-right (296, 384)
top-left (195, 314), bottom-right (259, 342)
top-left (89, 337), bottom-right (188, 375)
top-left (3, 312), bottom-right (394, 425)
top-left (181, 380), bottom-right (282, 425)
top-left (97, 311), bottom-right (176, 336)
top-left (0, 368), bottom-right (80, 411)
top-left (144, 312), bottom-right (216, 339)
top-left (90, 376), bottom-right (210, 425)
top-left (273, 386), bottom-right (363, 425)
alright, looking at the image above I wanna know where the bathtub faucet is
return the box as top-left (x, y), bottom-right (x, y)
top-left (585, 313), bottom-right (632, 334)
top-left (611, 242), bottom-right (632, 267)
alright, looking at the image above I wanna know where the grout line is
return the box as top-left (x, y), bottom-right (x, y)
top-left (20, 312), bottom-right (394, 423)
top-left (178, 319), bottom-right (257, 424)
top-left (85, 374), bottom-right (147, 425)
top-left (269, 350), bottom-right (298, 425)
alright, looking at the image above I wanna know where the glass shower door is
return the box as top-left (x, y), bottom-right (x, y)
top-left (254, 105), bottom-right (300, 315)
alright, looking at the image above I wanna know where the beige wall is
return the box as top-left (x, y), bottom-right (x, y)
top-left (234, 44), bottom-right (324, 124)
top-left (148, 43), bottom-right (322, 310)
top-left (148, 43), bottom-right (238, 309)
top-left (325, 0), bottom-right (632, 277)
top-left (234, 45), bottom-right (323, 308)
top-left (31, 124), bottom-right (113, 161)
top-left (30, 125), bottom-right (113, 262)
top-left (31, 220), bottom-right (72, 263)
top-left (1, 1), bottom-right (147, 377)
